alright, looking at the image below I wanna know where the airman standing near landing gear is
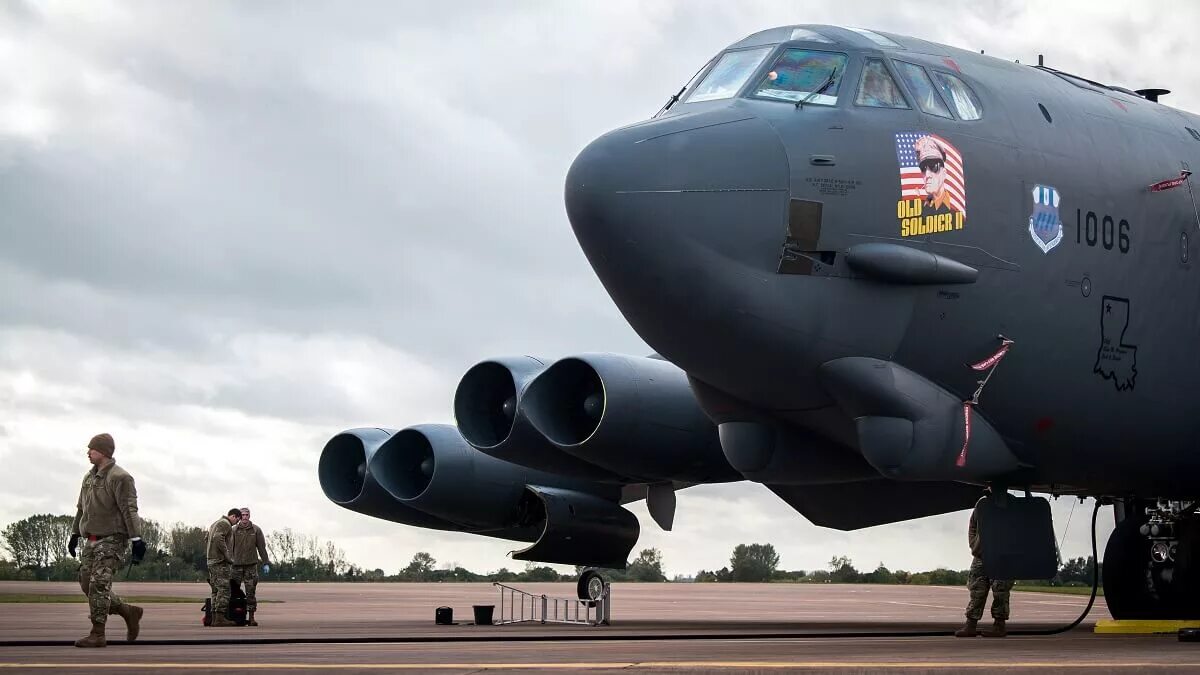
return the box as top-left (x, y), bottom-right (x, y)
top-left (69, 433), bottom-right (146, 648)
top-left (230, 507), bottom-right (271, 626)
top-left (206, 509), bottom-right (240, 627)
top-left (956, 488), bottom-right (1013, 638)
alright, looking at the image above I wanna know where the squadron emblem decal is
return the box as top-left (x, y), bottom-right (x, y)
top-left (1029, 184), bottom-right (1063, 253)
top-left (895, 132), bottom-right (966, 237)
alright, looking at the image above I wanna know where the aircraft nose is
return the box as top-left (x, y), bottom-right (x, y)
top-left (564, 111), bottom-right (790, 329)
top-left (566, 112), bottom-right (789, 267)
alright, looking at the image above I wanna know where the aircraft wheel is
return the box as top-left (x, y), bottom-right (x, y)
top-left (1103, 518), bottom-right (1158, 619)
top-left (577, 569), bottom-right (607, 605)
top-left (1168, 521), bottom-right (1200, 619)
top-left (1103, 517), bottom-right (1195, 619)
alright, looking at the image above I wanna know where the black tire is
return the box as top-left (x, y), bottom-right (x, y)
top-left (1103, 518), bottom-right (1156, 619)
top-left (577, 569), bottom-right (606, 603)
top-left (1169, 520), bottom-right (1200, 619)
top-left (1102, 516), bottom-right (1199, 619)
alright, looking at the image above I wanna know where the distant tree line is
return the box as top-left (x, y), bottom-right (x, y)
top-left (0, 514), bottom-right (351, 582)
top-left (346, 548), bottom-right (669, 583)
top-left (693, 544), bottom-right (1099, 587)
top-left (1, 515), bottom-right (1096, 586)
top-left (0, 513), bottom-right (668, 584)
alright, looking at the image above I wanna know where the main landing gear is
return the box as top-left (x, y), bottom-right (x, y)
top-left (1103, 499), bottom-right (1200, 620)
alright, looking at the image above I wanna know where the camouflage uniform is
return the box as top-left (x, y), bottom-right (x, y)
top-left (231, 522), bottom-right (270, 613)
top-left (231, 563), bottom-right (258, 610)
top-left (206, 517), bottom-right (234, 615)
top-left (79, 535), bottom-right (129, 624)
top-left (964, 496), bottom-right (1013, 621)
top-left (966, 558), bottom-right (1013, 620)
top-left (73, 460), bottom-right (141, 627)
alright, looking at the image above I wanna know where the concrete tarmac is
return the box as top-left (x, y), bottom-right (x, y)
top-left (1, 581), bottom-right (1194, 673)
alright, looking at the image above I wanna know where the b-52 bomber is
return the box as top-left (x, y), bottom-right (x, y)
top-left (319, 25), bottom-right (1200, 620)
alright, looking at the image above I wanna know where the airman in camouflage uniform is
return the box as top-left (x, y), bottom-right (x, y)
top-left (206, 509), bottom-right (241, 627)
top-left (69, 433), bottom-right (146, 648)
top-left (956, 491), bottom-right (1013, 638)
top-left (231, 507), bottom-right (271, 626)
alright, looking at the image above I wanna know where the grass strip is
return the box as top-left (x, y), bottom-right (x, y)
top-left (0, 594), bottom-right (283, 603)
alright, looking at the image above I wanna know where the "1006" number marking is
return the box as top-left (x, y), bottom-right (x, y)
top-left (1076, 209), bottom-right (1130, 253)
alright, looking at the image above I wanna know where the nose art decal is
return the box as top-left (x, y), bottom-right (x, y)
top-left (894, 132), bottom-right (966, 237)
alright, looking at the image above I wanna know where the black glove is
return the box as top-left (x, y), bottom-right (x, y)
top-left (131, 539), bottom-right (147, 565)
top-left (68, 533), bottom-right (80, 559)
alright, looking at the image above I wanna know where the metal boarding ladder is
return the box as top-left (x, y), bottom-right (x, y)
top-left (492, 581), bottom-right (610, 626)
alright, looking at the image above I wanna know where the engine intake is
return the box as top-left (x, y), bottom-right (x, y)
top-left (455, 359), bottom-right (527, 448)
top-left (317, 428), bottom-right (461, 531)
top-left (454, 356), bottom-right (624, 481)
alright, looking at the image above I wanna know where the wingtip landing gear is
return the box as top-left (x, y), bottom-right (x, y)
top-left (577, 568), bottom-right (609, 605)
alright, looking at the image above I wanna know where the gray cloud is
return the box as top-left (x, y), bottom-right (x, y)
top-left (0, 1), bottom-right (1185, 576)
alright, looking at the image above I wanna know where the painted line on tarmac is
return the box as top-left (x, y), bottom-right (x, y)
top-left (3, 663), bottom-right (1200, 670)
top-left (883, 601), bottom-right (960, 610)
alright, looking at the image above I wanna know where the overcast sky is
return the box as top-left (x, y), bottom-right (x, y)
top-left (3, 1), bottom-right (1194, 578)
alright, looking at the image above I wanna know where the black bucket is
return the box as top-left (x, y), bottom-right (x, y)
top-left (473, 604), bottom-right (494, 625)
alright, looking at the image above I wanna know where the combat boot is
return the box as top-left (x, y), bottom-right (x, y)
top-left (982, 619), bottom-right (1007, 637)
top-left (114, 604), bottom-right (143, 641)
top-left (954, 619), bottom-right (978, 637)
top-left (74, 622), bottom-right (106, 648)
top-left (210, 613), bottom-right (237, 627)
top-left (247, 610), bottom-right (258, 627)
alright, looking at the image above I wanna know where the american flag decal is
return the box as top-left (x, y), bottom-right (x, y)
top-left (895, 131), bottom-right (966, 217)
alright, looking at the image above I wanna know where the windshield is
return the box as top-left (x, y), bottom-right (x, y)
top-left (855, 59), bottom-right (908, 108)
top-left (894, 61), bottom-right (952, 118)
top-left (685, 47), bottom-right (772, 103)
top-left (751, 49), bottom-right (848, 105)
top-left (932, 72), bottom-right (982, 120)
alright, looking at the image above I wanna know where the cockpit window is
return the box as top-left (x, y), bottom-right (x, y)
top-left (855, 59), bottom-right (908, 109)
top-left (685, 47), bottom-right (772, 103)
top-left (932, 72), bottom-right (983, 120)
top-left (893, 61), bottom-right (952, 118)
top-left (750, 50), bottom-right (848, 105)
top-left (789, 27), bottom-right (835, 43)
top-left (846, 28), bottom-right (902, 49)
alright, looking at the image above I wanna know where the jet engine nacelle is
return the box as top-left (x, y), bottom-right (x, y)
top-left (454, 356), bottom-right (625, 481)
top-left (511, 485), bottom-right (640, 569)
top-left (318, 428), bottom-right (464, 532)
top-left (522, 353), bottom-right (740, 482)
top-left (369, 423), bottom-right (622, 534)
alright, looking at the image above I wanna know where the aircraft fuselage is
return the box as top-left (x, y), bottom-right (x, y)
top-left (565, 24), bottom-right (1200, 495)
